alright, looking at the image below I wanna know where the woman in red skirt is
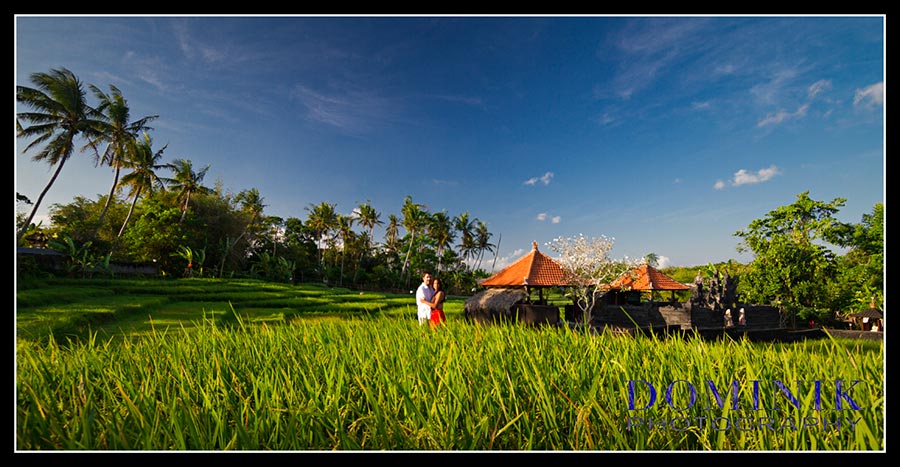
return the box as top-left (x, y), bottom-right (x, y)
top-left (426, 277), bottom-right (447, 327)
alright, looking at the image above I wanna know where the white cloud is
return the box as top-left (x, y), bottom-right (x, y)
top-left (854, 82), bottom-right (884, 109)
top-left (656, 255), bottom-right (672, 269)
top-left (714, 180), bottom-right (726, 190)
top-left (290, 82), bottom-right (394, 135)
top-left (430, 94), bottom-right (486, 109)
top-left (756, 76), bottom-right (833, 128)
top-left (756, 103), bottom-right (808, 128)
top-left (750, 69), bottom-right (799, 106)
top-left (714, 64), bottom-right (735, 75)
top-left (596, 112), bottom-right (619, 127)
top-left (535, 213), bottom-right (561, 223)
top-left (524, 171), bottom-right (554, 186)
top-left (807, 79), bottom-right (832, 98)
top-left (731, 165), bottom-right (781, 187)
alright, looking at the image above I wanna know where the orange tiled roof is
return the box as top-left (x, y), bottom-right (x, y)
top-left (608, 264), bottom-right (691, 291)
top-left (478, 242), bottom-right (568, 287)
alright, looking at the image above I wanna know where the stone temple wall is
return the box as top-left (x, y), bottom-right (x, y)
top-left (576, 301), bottom-right (783, 330)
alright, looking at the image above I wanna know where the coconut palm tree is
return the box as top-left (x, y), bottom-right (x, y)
top-left (474, 220), bottom-right (495, 272)
top-left (233, 188), bottom-right (266, 244)
top-left (383, 213), bottom-right (401, 272)
top-left (116, 132), bottom-right (167, 239)
top-left (216, 188), bottom-right (267, 277)
top-left (355, 200), bottom-right (383, 256)
top-left (384, 214), bottom-right (400, 253)
top-left (305, 201), bottom-right (338, 268)
top-left (353, 201), bottom-right (382, 285)
top-left (428, 210), bottom-right (456, 273)
top-left (164, 158), bottom-right (211, 224)
top-left (400, 195), bottom-right (428, 283)
top-left (15, 67), bottom-right (104, 243)
top-left (454, 212), bottom-right (476, 272)
top-left (336, 213), bottom-right (355, 286)
top-left (88, 84), bottom-right (158, 236)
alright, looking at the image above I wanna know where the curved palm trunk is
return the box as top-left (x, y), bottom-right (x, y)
top-left (17, 156), bottom-right (69, 244)
top-left (491, 233), bottom-right (502, 273)
top-left (339, 241), bottom-right (346, 287)
top-left (179, 192), bottom-right (191, 224)
top-left (401, 231), bottom-right (416, 286)
top-left (94, 165), bottom-right (121, 239)
top-left (117, 187), bottom-right (142, 239)
top-left (352, 246), bottom-right (363, 285)
top-left (316, 231), bottom-right (324, 267)
top-left (352, 227), bottom-right (375, 285)
top-left (220, 212), bottom-right (259, 278)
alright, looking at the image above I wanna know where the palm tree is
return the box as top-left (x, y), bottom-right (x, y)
top-left (88, 84), bottom-right (158, 236)
top-left (353, 201), bottom-right (382, 285)
top-left (428, 211), bottom-right (456, 273)
top-left (474, 220), bottom-right (495, 272)
top-left (214, 188), bottom-right (267, 277)
top-left (233, 188), bottom-right (266, 244)
top-left (400, 195), bottom-right (427, 283)
top-left (383, 213), bottom-right (401, 272)
top-left (384, 214), bottom-right (400, 253)
top-left (15, 67), bottom-right (104, 243)
top-left (336, 213), bottom-right (355, 286)
top-left (164, 158), bottom-right (211, 224)
top-left (116, 132), bottom-right (167, 239)
top-left (454, 212), bottom-right (476, 272)
top-left (305, 201), bottom-right (339, 268)
top-left (355, 200), bottom-right (383, 256)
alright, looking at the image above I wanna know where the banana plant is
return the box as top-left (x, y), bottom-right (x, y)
top-left (48, 235), bottom-right (94, 278)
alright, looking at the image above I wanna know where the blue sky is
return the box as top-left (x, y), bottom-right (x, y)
top-left (15, 15), bottom-right (884, 269)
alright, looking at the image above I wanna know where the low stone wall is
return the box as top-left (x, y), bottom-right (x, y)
top-left (570, 301), bottom-right (783, 331)
top-left (593, 304), bottom-right (672, 328)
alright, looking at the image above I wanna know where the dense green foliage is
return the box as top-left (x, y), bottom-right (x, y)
top-left (735, 192), bottom-right (884, 324)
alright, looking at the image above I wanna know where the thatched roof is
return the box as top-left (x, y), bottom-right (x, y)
top-left (464, 287), bottom-right (527, 314)
top-left (607, 264), bottom-right (691, 291)
top-left (478, 242), bottom-right (567, 287)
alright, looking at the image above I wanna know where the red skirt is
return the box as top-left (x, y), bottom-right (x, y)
top-left (430, 308), bottom-right (446, 326)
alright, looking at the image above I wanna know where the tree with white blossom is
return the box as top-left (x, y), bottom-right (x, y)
top-left (547, 234), bottom-right (639, 325)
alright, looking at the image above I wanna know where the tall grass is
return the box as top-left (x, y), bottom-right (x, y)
top-left (16, 316), bottom-right (883, 451)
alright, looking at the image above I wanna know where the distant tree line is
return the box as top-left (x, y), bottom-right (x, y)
top-left (16, 68), bottom-right (497, 293)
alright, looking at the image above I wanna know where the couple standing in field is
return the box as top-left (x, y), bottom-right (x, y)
top-left (415, 271), bottom-right (447, 328)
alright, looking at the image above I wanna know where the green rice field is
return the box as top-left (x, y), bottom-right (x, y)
top-left (15, 278), bottom-right (885, 451)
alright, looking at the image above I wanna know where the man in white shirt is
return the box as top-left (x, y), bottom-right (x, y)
top-left (415, 271), bottom-right (434, 325)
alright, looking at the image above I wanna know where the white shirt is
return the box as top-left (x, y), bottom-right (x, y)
top-left (415, 283), bottom-right (434, 324)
